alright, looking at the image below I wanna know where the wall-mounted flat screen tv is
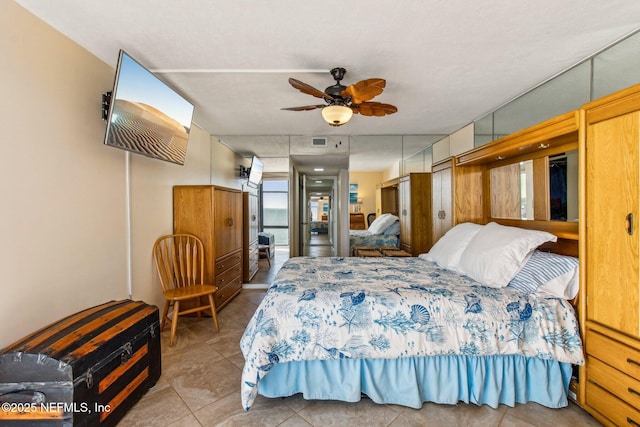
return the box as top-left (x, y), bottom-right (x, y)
top-left (103, 50), bottom-right (195, 165)
top-left (247, 155), bottom-right (264, 188)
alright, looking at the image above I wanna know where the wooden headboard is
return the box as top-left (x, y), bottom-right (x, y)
top-left (451, 110), bottom-right (580, 259)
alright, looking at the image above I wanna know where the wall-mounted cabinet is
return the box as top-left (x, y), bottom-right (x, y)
top-left (430, 157), bottom-right (484, 246)
top-left (431, 160), bottom-right (453, 245)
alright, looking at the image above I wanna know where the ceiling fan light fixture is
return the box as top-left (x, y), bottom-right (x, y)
top-left (322, 105), bottom-right (353, 127)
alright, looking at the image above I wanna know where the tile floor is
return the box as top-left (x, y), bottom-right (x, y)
top-left (120, 249), bottom-right (601, 426)
top-left (249, 246), bottom-right (290, 285)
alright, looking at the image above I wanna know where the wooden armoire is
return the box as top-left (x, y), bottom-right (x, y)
top-left (581, 83), bottom-right (640, 426)
top-left (173, 185), bottom-right (243, 311)
top-left (399, 173), bottom-right (432, 256)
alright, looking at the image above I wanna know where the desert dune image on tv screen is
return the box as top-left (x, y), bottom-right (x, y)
top-left (105, 51), bottom-right (194, 165)
top-left (107, 99), bottom-right (189, 164)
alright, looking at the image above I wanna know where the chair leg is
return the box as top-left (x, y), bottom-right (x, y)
top-left (170, 300), bottom-right (180, 347)
top-left (208, 294), bottom-right (220, 332)
top-left (160, 301), bottom-right (170, 331)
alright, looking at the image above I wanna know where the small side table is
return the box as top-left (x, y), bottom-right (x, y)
top-left (358, 249), bottom-right (383, 257)
top-left (352, 245), bottom-right (375, 256)
top-left (381, 249), bottom-right (412, 257)
top-left (258, 244), bottom-right (271, 266)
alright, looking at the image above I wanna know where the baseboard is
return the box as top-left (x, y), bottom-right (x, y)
top-left (242, 283), bottom-right (270, 290)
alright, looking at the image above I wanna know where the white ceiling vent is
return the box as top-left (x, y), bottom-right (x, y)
top-left (311, 137), bottom-right (327, 147)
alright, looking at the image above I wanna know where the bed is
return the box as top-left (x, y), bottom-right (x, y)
top-left (310, 220), bottom-right (329, 234)
top-left (240, 222), bottom-right (583, 411)
top-left (348, 213), bottom-right (400, 255)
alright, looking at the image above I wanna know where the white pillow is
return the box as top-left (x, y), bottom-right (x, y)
top-left (536, 268), bottom-right (579, 300)
top-left (458, 222), bottom-right (557, 288)
top-left (419, 222), bottom-right (484, 270)
top-left (368, 214), bottom-right (399, 235)
top-left (383, 221), bottom-right (401, 235)
top-left (507, 250), bottom-right (579, 299)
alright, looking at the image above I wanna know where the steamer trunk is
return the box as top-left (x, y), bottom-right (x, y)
top-left (0, 300), bottom-right (161, 426)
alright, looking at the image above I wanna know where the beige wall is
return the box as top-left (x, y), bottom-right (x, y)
top-left (0, 2), bottom-right (243, 347)
top-left (129, 130), bottom-right (244, 309)
top-left (349, 171), bottom-right (383, 222)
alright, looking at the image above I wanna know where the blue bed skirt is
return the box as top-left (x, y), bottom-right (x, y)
top-left (258, 355), bottom-right (572, 409)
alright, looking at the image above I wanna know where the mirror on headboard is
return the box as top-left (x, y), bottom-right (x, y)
top-left (489, 150), bottom-right (578, 222)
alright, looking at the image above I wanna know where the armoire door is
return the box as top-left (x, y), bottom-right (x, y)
top-left (431, 165), bottom-right (453, 245)
top-left (214, 189), bottom-right (243, 256)
top-left (440, 166), bottom-right (453, 233)
top-left (586, 110), bottom-right (640, 335)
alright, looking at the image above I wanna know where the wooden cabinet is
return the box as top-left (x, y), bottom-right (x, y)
top-left (399, 173), bottom-right (432, 256)
top-left (431, 159), bottom-right (454, 245)
top-left (173, 185), bottom-right (243, 311)
top-left (582, 83), bottom-right (640, 425)
top-left (243, 191), bottom-right (259, 282)
top-left (349, 213), bottom-right (366, 230)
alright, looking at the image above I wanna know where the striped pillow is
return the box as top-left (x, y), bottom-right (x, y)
top-left (508, 250), bottom-right (579, 297)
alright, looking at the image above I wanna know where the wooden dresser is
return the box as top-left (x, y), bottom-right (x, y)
top-left (349, 213), bottom-right (366, 230)
top-left (173, 185), bottom-right (243, 311)
top-left (399, 173), bottom-right (432, 256)
top-left (243, 191), bottom-right (259, 282)
top-left (582, 83), bottom-right (640, 426)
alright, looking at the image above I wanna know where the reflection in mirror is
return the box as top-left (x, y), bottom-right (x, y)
top-left (490, 160), bottom-right (533, 220)
top-left (493, 62), bottom-right (591, 140)
top-left (489, 150), bottom-right (578, 222)
top-left (549, 150), bottom-right (578, 222)
top-left (593, 31), bottom-right (640, 100)
top-left (474, 112), bottom-right (494, 148)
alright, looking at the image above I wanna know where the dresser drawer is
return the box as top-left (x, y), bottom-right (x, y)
top-left (216, 251), bottom-right (242, 273)
top-left (215, 262), bottom-right (242, 288)
top-left (586, 380), bottom-right (640, 426)
top-left (248, 259), bottom-right (258, 275)
top-left (214, 275), bottom-right (242, 308)
top-left (588, 356), bottom-right (640, 409)
top-left (586, 329), bottom-right (640, 381)
top-left (249, 245), bottom-right (259, 262)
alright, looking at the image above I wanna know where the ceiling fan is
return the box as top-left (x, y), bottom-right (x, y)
top-left (281, 67), bottom-right (398, 126)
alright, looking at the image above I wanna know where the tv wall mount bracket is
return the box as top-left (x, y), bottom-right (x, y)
top-left (101, 92), bottom-right (112, 120)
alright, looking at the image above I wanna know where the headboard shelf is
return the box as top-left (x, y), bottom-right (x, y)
top-left (449, 110), bottom-right (581, 259)
top-left (456, 110), bottom-right (580, 166)
top-left (488, 218), bottom-right (578, 241)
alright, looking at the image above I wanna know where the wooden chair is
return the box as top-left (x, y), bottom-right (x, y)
top-left (367, 213), bottom-right (377, 227)
top-left (152, 234), bottom-right (220, 346)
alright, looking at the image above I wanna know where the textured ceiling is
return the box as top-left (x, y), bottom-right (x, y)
top-left (15, 0), bottom-right (640, 172)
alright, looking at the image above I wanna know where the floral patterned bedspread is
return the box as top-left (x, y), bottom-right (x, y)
top-left (348, 231), bottom-right (399, 254)
top-left (240, 256), bottom-right (584, 410)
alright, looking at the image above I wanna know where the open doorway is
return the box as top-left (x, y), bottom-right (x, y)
top-left (289, 153), bottom-right (350, 257)
top-left (305, 175), bottom-right (335, 256)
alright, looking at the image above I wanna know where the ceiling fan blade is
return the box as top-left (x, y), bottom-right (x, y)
top-left (352, 102), bottom-right (398, 117)
top-left (288, 78), bottom-right (333, 100)
top-left (281, 104), bottom-right (326, 111)
top-left (342, 78), bottom-right (386, 104)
